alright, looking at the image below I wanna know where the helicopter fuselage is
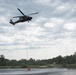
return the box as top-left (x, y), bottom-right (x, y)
top-left (10, 16), bottom-right (32, 25)
top-left (18, 16), bottom-right (32, 22)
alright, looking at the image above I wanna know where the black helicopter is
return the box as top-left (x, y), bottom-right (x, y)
top-left (9, 8), bottom-right (39, 25)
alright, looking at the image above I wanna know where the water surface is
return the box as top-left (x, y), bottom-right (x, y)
top-left (0, 68), bottom-right (76, 75)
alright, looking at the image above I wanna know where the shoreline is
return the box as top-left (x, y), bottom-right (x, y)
top-left (0, 64), bottom-right (76, 69)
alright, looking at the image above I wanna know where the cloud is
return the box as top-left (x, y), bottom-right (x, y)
top-left (44, 17), bottom-right (64, 28)
top-left (0, 0), bottom-right (76, 60)
top-left (64, 22), bottom-right (76, 30)
top-left (34, 0), bottom-right (50, 4)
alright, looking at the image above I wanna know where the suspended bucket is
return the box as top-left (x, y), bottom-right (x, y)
top-left (28, 67), bottom-right (31, 71)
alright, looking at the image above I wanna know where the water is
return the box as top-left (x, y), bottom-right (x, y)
top-left (0, 68), bottom-right (76, 75)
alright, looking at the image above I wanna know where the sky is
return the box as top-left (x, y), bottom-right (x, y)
top-left (0, 0), bottom-right (76, 60)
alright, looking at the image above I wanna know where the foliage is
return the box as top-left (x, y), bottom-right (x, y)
top-left (20, 63), bottom-right (28, 68)
top-left (0, 52), bottom-right (76, 68)
top-left (0, 55), bottom-right (6, 66)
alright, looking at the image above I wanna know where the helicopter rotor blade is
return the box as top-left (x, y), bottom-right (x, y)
top-left (13, 16), bottom-right (23, 18)
top-left (29, 12), bottom-right (39, 15)
top-left (17, 8), bottom-right (25, 16)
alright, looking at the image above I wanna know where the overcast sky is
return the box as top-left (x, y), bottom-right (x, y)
top-left (0, 0), bottom-right (76, 60)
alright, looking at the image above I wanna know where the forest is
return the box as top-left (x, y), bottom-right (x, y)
top-left (0, 52), bottom-right (76, 68)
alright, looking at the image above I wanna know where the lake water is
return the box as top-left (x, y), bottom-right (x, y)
top-left (0, 68), bottom-right (76, 75)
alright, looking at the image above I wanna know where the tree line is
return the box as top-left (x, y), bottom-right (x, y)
top-left (0, 52), bottom-right (76, 68)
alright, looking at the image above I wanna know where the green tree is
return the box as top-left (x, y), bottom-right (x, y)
top-left (53, 55), bottom-right (64, 64)
top-left (20, 63), bottom-right (28, 68)
top-left (18, 59), bottom-right (27, 66)
top-left (0, 55), bottom-right (6, 66)
top-left (28, 58), bottom-right (35, 65)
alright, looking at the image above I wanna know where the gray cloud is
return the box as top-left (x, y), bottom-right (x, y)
top-left (0, 0), bottom-right (76, 59)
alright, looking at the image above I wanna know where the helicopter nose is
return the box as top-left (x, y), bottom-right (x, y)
top-left (30, 17), bottom-right (32, 20)
top-left (28, 17), bottom-right (32, 21)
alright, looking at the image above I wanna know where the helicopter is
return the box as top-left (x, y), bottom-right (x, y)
top-left (9, 8), bottom-right (39, 25)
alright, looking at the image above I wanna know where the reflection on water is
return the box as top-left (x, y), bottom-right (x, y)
top-left (0, 68), bottom-right (76, 75)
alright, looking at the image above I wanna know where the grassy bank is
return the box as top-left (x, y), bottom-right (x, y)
top-left (62, 64), bottom-right (76, 69)
top-left (0, 66), bottom-right (20, 69)
top-left (0, 64), bottom-right (76, 69)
